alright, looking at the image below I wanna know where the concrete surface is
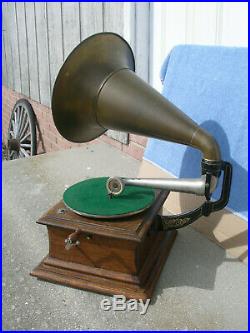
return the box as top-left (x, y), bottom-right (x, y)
top-left (2, 142), bottom-right (248, 330)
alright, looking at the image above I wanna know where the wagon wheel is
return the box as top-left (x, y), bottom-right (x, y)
top-left (7, 99), bottom-right (37, 160)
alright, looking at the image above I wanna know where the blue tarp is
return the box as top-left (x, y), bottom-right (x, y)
top-left (145, 45), bottom-right (248, 220)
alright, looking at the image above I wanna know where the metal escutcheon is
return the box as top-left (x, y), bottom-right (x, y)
top-left (64, 229), bottom-right (81, 250)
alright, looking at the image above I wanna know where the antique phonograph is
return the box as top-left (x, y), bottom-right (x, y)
top-left (31, 33), bottom-right (232, 300)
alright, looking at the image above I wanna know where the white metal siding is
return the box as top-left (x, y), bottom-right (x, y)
top-left (151, 2), bottom-right (248, 90)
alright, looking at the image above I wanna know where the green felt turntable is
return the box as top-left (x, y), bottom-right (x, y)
top-left (63, 177), bottom-right (155, 218)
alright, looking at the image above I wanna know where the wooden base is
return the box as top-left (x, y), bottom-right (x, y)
top-left (31, 192), bottom-right (177, 300)
top-left (31, 230), bottom-right (176, 300)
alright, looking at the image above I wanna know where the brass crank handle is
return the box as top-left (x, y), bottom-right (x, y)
top-left (64, 229), bottom-right (81, 250)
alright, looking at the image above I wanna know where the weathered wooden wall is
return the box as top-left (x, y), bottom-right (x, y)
top-left (2, 2), bottom-right (151, 144)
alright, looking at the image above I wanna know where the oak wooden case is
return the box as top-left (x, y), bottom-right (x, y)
top-left (31, 191), bottom-right (177, 301)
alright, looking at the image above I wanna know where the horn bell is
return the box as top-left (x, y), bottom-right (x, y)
top-left (52, 32), bottom-right (135, 142)
top-left (52, 32), bottom-right (220, 162)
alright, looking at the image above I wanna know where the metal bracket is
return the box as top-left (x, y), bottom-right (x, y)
top-left (159, 161), bottom-right (232, 230)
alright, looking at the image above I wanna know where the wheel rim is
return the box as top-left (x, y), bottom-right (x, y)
top-left (7, 103), bottom-right (35, 160)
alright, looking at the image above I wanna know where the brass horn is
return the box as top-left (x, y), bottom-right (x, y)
top-left (52, 32), bottom-right (220, 162)
top-left (52, 33), bottom-right (232, 227)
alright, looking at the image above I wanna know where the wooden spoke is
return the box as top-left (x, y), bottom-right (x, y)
top-left (9, 151), bottom-right (15, 159)
top-left (11, 120), bottom-right (16, 137)
top-left (20, 147), bottom-right (30, 157)
top-left (19, 120), bottom-right (29, 140)
top-left (20, 143), bottom-right (31, 148)
top-left (20, 131), bottom-right (31, 142)
top-left (19, 150), bottom-right (26, 158)
top-left (17, 108), bottom-right (24, 137)
top-left (18, 112), bottom-right (27, 138)
top-left (7, 100), bottom-right (37, 160)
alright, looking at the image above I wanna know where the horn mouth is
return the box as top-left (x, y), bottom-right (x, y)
top-left (52, 32), bottom-right (135, 142)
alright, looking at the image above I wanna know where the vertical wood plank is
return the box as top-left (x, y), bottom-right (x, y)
top-left (123, 2), bottom-right (135, 52)
top-left (7, 2), bottom-right (21, 92)
top-left (35, 2), bottom-right (51, 106)
top-left (135, 2), bottom-right (150, 81)
top-left (80, 2), bottom-right (103, 40)
top-left (150, 3), bottom-right (163, 91)
top-left (47, 2), bottom-right (64, 97)
top-left (3, 3), bottom-right (14, 89)
top-left (2, 3), bottom-right (9, 88)
top-left (103, 2), bottom-right (124, 35)
top-left (62, 2), bottom-right (80, 59)
top-left (25, 2), bottom-right (40, 101)
top-left (16, 2), bottom-right (29, 97)
top-left (103, 2), bottom-right (128, 144)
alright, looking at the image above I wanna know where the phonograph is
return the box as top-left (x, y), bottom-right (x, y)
top-left (31, 33), bottom-right (232, 300)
